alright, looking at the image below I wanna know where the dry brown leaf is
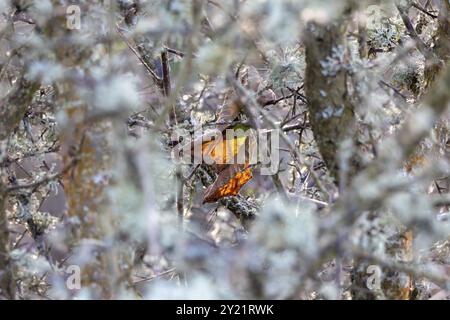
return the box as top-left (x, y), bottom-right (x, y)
top-left (215, 99), bottom-right (242, 131)
top-left (240, 65), bottom-right (263, 92)
top-left (257, 88), bottom-right (276, 105)
top-left (239, 65), bottom-right (276, 106)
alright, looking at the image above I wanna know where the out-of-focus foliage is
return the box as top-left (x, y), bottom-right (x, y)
top-left (0, 0), bottom-right (449, 300)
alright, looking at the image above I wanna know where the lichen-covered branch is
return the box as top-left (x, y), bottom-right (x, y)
top-left (0, 76), bottom-right (39, 141)
top-left (0, 184), bottom-right (15, 299)
top-left (304, 16), bottom-right (359, 184)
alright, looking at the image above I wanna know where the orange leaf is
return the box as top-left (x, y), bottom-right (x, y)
top-left (203, 165), bottom-right (252, 203)
top-left (201, 135), bottom-right (247, 165)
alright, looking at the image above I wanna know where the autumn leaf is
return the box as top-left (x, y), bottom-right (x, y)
top-left (201, 133), bottom-right (247, 165)
top-left (201, 128), bottom-right (256, 203)
top-left (175, 96), bottom-right (256, 203)
top-left (202, 164), bottom-right (252, 203)
top-left (184, 99), bottom-right (242, 159)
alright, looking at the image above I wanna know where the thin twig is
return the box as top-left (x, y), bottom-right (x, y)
top-left (396, 4), bottom-right (440, 63)
top-left (163, 45), bottom-right (185, 58)
top-left (6, 158), bottom-right (78, 193)
top-left (412, 2), bottom-right (438, 19)
top-left (116, 25), bottom-right (163, 87)
top-left (227, 74), bottom-right (331, 200)
top-left (378, 80), bottom-right (408, 101)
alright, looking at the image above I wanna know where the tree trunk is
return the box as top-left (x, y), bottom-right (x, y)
top-left (304, 11), bottom-right (414, 299)
top-left (424, 0), bottom-right (450, 91)
top-left (0, 74), bottom-right (39, 300)
top-left (304, 18), bottom-right (358, 185)
top-left (0, 185), bottom-right (15, 299)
